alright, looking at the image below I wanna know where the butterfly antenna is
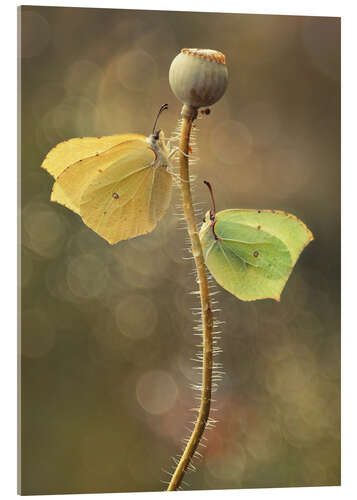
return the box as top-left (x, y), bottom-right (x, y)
top-left (203, 180), bottom-right (216, 218)
top-left (152, 103), bottom-right (169, 134)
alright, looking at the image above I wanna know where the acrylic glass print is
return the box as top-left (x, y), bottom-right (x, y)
top-left (19, 5), bottom-right (340, 495)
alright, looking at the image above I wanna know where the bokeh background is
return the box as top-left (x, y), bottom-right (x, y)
top-left (19, 6), bottom-right (340, 495)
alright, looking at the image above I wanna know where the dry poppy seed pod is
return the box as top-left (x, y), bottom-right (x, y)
top-left (169, 48), bottom-right (228, 118)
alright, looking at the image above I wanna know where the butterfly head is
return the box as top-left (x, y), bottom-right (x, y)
top-left (148, 128), bottom-right (165, 149)
top-left (202, 209), bottom-right (215, 223)
top-left (147, 103), bottom-right (169, 159)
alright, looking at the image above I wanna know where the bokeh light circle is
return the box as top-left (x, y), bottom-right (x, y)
top-left (115, 294), bottom-right (158, 340)
top-left (115, 50), bottom-right (158, 92)
top-left (22, 202), bottom-right (66, 259)
top-left (66, 253), bottom-right (109, 299)
top-left (21, 11), bottom-right (51, 58)
top-left (136, 370), bottom-right (178, 415)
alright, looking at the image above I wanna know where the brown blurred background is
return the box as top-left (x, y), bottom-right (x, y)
top-left (19, 6), bottom-right (340, 495)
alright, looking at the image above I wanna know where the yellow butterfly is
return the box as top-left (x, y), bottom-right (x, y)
top-left (41, 104), bottom-right (175, 245)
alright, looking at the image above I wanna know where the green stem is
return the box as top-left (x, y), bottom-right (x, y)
top-left (167, 106), bottom-right (214, 491)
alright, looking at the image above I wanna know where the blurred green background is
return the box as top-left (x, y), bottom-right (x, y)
top-left (19, 6), bottom-right (340, 495)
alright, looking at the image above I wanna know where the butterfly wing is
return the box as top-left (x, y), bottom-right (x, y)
top-left (149, 165), bottom-right (172, 224)
top-left (41, 133), bottom-right (144, 179)
top-left (50, 136), bottom-right (148, 214)
top-left (200, 209), bottom-right (313, 301)
top-left (79, 140), bottom-right (172, 244)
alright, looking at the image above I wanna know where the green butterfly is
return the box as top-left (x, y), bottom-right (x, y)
top-left (199, 181), bottom-right (314, 302)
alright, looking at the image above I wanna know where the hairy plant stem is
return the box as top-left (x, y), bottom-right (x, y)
top-left (167, 107), bottom-right (214, 491)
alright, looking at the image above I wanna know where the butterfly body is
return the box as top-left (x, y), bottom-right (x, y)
top-left (41, 130), bottom-right (174, 245)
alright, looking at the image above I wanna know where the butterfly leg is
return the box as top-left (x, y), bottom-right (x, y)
top-left (167, 164), bottom-right (190, 184)
top-left (168, 147), bottom-right (190, 159)
top-left (166, 136), bottom-right (179, 149)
